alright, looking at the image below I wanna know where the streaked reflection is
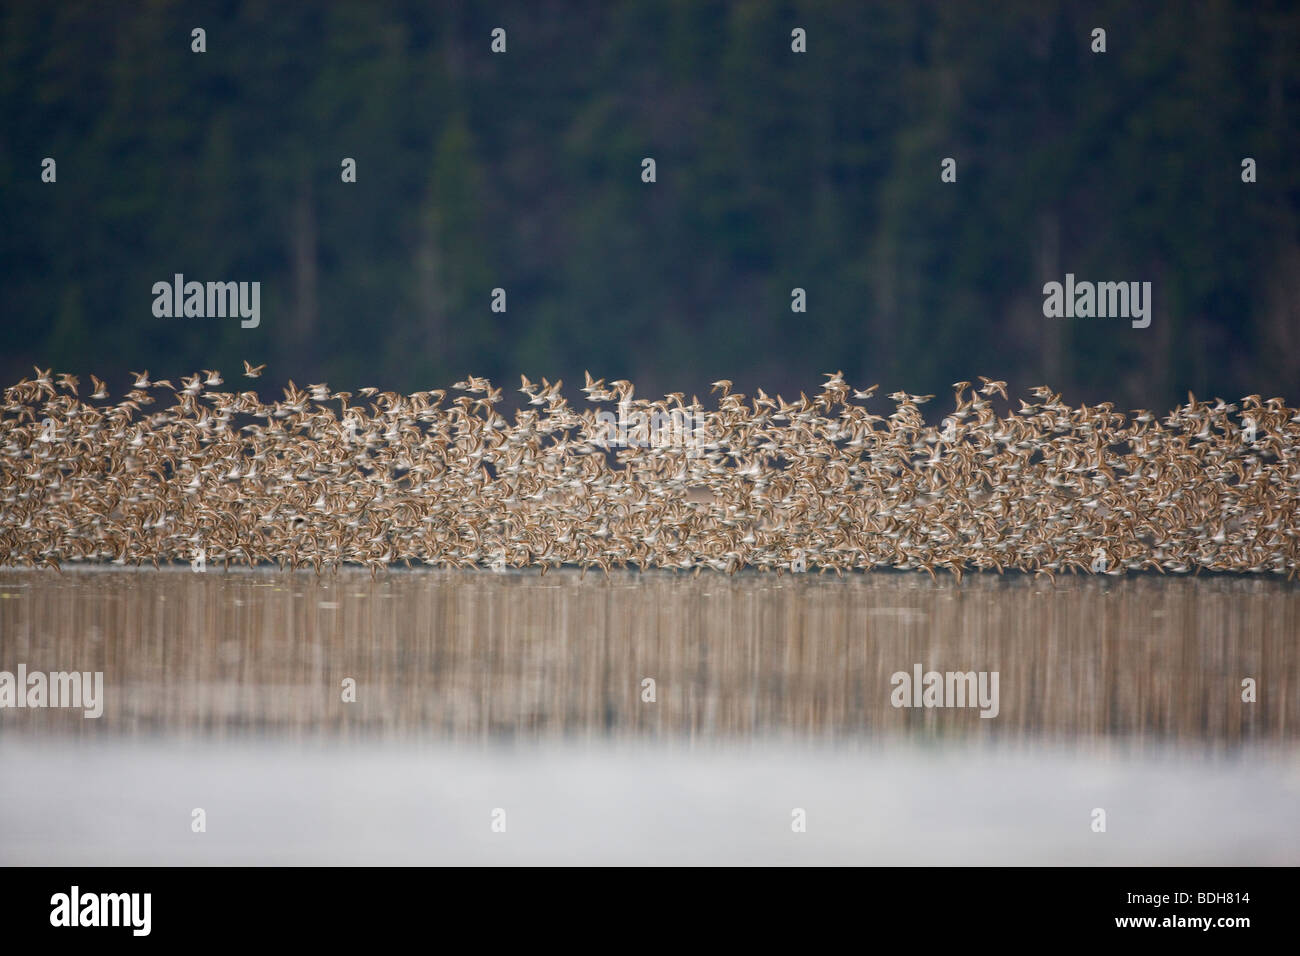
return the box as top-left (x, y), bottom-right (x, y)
top-left (0, 569), bottom-right (1294, 744)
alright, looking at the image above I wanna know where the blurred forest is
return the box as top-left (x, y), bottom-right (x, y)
top-left (2, 0), bottom-right (1297, 413)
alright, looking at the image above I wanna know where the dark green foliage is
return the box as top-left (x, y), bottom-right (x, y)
top-left (2, 1), bottom-right (1296, 410)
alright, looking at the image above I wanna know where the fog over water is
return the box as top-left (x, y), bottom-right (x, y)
top-left (1, 568), bottom-right (1296, 864)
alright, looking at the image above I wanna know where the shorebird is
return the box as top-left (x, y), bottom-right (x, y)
top-left (0, 368), bottom-right (1296, 578)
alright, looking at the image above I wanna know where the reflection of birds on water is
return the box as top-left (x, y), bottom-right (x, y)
top-left (1, 367), bottom-right (1297, 579)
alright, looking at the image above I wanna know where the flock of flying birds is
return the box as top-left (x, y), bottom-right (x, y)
top-left (1, 364), bottom-right (1297, 579)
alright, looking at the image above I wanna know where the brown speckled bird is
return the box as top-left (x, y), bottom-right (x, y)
top-left (1, 367), bottom-right (1297, 579)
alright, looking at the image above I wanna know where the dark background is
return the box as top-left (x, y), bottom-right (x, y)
top-left (2, 0), bottom-right (1296, 412)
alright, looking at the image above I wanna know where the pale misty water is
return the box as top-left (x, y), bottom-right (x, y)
top-left (0, 568), bottom-right (1296, 864)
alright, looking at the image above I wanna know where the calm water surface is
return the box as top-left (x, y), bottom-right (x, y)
top-left (1, 568), bottom-right (1296, 863)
